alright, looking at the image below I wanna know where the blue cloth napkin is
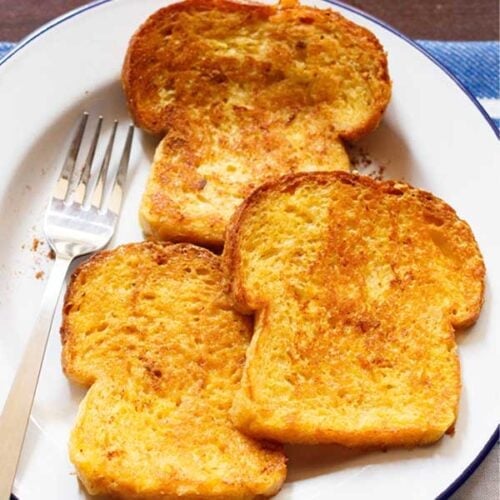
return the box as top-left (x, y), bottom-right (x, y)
top-left (418, 41), bottom-right (499, 130)
top-left (1, 39), bottom-right (498, 129)
top-left (0, 41), bottom-right (14, 58)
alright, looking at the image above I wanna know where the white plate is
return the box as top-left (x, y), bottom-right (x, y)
top-left (0, 1), bottom-right (498, 498)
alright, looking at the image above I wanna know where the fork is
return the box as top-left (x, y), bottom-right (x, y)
top-left (0, 113), bottom-right (134, 499)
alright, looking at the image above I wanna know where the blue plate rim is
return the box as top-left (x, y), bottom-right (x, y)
top-left (1, 0), bottom-right (498, 498)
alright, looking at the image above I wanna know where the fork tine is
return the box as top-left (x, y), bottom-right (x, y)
top-left (100, 125), bottom-right (134, 213)
top-left (82, 120), bottom-right (118, 209)
top-left (54, 112), bottom-right (88, 200)
top-left (69, 116), bottom-right (103, 204)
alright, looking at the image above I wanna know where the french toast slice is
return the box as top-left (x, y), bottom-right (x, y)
top-left (223, 172), bottom-right (485, 447)
top-left (122, 0), bottom-right (390, 139)
top-left (123, 0), bottom-right (391, 246)
top-left (139, 119), bottom-right (349, 245)
top-left (61, 242), bottom-right (286, 498)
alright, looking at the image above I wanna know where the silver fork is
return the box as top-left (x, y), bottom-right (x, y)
top-left (0, 113), bottom-right (134, 499)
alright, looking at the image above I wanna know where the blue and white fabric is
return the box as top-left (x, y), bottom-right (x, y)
top-left (418, 41), bottom-right (499, 129)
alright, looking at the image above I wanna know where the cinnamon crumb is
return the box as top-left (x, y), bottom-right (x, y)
top-left (348, 145), bottom-right (387, 181)
top-left (31, 238), bottom-right (40, 252)
top-left (47, 249), bottom-right (56, 260)
top-left (35, 271), bottom-right (44, 280)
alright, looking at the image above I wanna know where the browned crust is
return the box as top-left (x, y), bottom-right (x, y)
top-left (223, 171), bottom-right (485, 327)
top-left (122, 0), bottom-right (275, 135)
top-left (231, 416), bottom-right (457, 448)
top-left (122, 0), bottom-right (391, 138)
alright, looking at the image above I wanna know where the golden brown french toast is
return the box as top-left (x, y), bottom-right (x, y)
top-left (61, 242), bottom-right (286, 498)
top-left (123, 0), bottom-right (391, 246)
top-left (139, 122), bottom-right (349, 245)
top-left (223, 172), bottom-right (485, 447)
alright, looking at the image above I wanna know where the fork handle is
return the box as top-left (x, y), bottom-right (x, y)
top-left (0, 257), bottom-right (72, 500)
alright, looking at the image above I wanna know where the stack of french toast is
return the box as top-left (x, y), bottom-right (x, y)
top-left (60, 0), bottom-right (485, 498)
